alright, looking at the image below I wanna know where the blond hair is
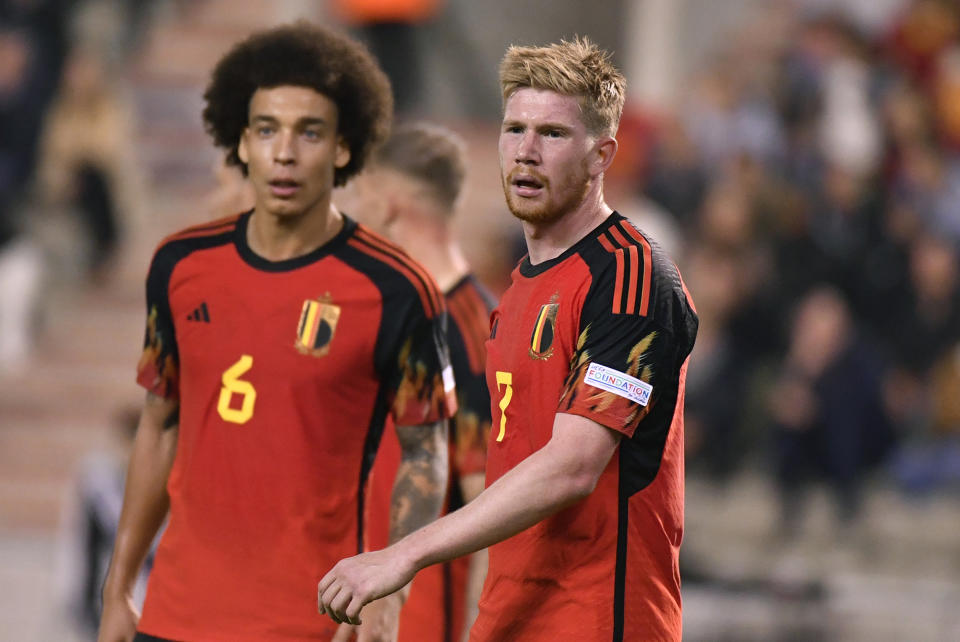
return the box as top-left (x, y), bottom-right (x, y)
top-left (499, 36), bottom-right (626, 137)
top-left (372, 122), bottom-right (467, 212)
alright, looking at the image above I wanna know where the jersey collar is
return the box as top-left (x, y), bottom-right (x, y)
top-left (518, 211), bottom-right (623, 278)
top-left (233, 210), bottom-right (357, 272)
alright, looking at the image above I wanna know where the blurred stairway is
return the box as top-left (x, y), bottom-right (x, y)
top-left (0, 0), bottom-right (327, 532)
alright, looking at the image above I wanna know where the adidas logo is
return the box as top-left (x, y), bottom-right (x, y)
top-left (187, 302), bottom-right (210, 323)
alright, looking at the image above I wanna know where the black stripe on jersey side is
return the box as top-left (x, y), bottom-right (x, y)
top-left (356, 383), bottom-right (392, 554)
top-left (612, 377), bottom-right (684, 641)
top-left (132, 634), bottom-right (176, 642)
top-left (351, 232), bottom-right (441, 318)
top-left (440, 466), bottom-right (466, 641)
top-left (334, 240), bottom-right (443, 551)
top-left (612, 487), bottom-right (629, 642)
top-left (442, 559), bottom-right (454, 642)
top-left (145, 228), bottom-right (236, 408)
top-left (358, 229), bottom-right (445, 316)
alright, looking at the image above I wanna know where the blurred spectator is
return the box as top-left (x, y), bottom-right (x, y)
top-left (56, 407), bottom-right (156, 640)
top-left (36, 46), bottom-right (142, 279)
top-left (769, 287), bottom-right (894, 533)
top-left (635, 4), bottom-right (960, 496)
top-left (683, 247), bottom-right (751, 480)
top-left (0, 0), bottom-right (77, 369)
top-left (643, 117), bottom-right (708, 230)
top-left (884, 233), bottom-right (960, 374)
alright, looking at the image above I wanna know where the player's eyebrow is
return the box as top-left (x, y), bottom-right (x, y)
top-left (295, 117), bottom-right (330, 127)
top-left (249, 115), bottom-right (330, 127)
top-left (536, 122), bottom-right (571, 135)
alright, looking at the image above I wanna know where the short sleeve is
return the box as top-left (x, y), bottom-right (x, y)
top-left (452, 376), bottom-right (490, 476)
top-left (136, 247), bottom-right (180, 399)
top-left (387, 303), bottom-right (457, 427)
top-left (448, 338), bottom-right (491, 477)
top-left (557, 311), bottom-right (678, 439)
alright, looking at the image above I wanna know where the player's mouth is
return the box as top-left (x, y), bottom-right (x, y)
top-left (511, 173), bottom-right (545, 197)
top-left (269, 179), bottom-right (301, 198)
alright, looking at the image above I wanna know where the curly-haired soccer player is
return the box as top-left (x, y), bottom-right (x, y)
top-left (99, 23), bottom-right (455, 642)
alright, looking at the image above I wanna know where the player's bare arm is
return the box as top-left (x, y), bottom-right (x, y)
top-left (390, 419), bottom-right (449, 543)
top-left (329, 419), bottom-right (449, 641)
top-left (98, 392), bottom-right (178, 642)
top-left (318, 413), bottom-right (619, 624)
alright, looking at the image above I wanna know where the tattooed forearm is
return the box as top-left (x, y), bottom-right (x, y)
top-left (390, 420), bottom-right (449, 543)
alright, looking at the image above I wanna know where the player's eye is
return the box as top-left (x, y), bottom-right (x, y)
top-left (546, 129), bottom-right (564, 138)
top-left (256, 125), bottom-right (275, 136)
top-left (303, 129), bottom-right (321, 140)
top-left (505, 125), bottom-right (523, 134)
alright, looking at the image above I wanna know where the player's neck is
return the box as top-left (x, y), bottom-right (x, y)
top-left (523, 187), bottom-right (612, 266)
top-left (247, 202), bottom-right (344, 261)
top-left (397, 222), bottom-right (470, 292)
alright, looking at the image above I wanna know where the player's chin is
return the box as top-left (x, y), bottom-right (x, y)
top-left (507, 200), bottom-right (560, 224)
top-left (264, 198), bottom-right (307, 218)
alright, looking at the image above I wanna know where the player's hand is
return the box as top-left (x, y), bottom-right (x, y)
top-left (318, 547), bottom-right (415, 627)
top-left (97, 593), bottom-right (140, 642)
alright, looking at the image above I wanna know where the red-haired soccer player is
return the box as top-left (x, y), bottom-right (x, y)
top-left (319, 38), bottom-right (698, 642)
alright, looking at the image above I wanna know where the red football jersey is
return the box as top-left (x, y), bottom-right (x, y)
top-left (471, 213), bottom-right (698, 642)
top-left (134, 212), bottom-right (455, 642)
top-left (365, 274), bottom-right (495, 642)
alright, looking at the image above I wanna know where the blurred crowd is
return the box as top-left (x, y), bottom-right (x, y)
top-left (3, 0), bottom-right (960, 636)
top-left (0, 0), bottom-right (158, 370)
top-left (629, 1), bottom-right (960, 531)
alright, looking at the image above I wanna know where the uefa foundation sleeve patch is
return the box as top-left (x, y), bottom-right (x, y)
top-left (583, 362), bottom-right (653, 406)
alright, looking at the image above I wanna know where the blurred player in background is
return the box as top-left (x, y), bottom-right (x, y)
top-left (98, 23), bottom-right (455, 642)
top-left (319, 37), bottom-right (698, 641)
top-left (356, 123), bottom-right (495, 642)
top-left (58, 407), bottom-right (154, 641)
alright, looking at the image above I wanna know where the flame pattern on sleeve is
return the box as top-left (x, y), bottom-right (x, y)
top-left (558, 324), bottom-right (658, 435)
top-left (391, 336), bottom-right (456, 426)
top-left (136, 305), bottom-right (179, 399)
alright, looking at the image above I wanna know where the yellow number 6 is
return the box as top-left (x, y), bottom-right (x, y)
top-left (495, 370), bottom-right (513, 442)
top-left (218, 355), bottom-right (257, 424)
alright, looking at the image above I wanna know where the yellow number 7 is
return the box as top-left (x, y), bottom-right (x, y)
top-left (495, 371), bottom-right (513, 442)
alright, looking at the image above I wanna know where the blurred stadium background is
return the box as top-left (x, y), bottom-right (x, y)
top-left (1, 0), bottom-right (959, 640)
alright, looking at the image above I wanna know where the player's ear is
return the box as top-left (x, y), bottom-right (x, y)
top-left (590, 136), bottom-right (618, 177)
top-left (237, 130), bottom-right (249, 164)
top-left (335, 136), bottom-right (350, 169)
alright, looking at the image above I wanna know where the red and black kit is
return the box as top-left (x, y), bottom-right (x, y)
top-left (135, 211), bottom-right (454, 642)
top-left (474, 212), bottom-right (698, 642)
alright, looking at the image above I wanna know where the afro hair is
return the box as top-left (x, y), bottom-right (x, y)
top-left (202, 22), bottom-right (393, 187)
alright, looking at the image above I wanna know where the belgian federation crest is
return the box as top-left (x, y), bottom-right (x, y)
top-left (529, 295), bottom-right (559, 360)
top-left (296, 294), bottom-right (340, 357)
